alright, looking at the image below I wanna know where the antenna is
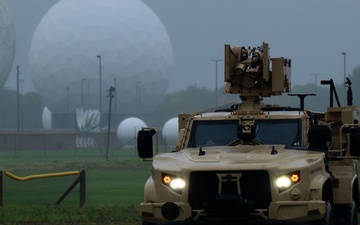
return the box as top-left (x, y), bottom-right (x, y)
top-left (288, 94), bottom-right (316, 111)
top-left (321, 79), bottom-right (341, 107)
top-left (345, 78), bottom-right (353, 106)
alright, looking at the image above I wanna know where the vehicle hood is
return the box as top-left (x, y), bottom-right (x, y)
top-left (153, 145), bottom-right (325, 172)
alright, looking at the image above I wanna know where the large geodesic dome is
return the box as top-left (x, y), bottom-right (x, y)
top-left (0, 0), bottom-right (15, 88)
top-left (29, 0), bottom-right (172, 114)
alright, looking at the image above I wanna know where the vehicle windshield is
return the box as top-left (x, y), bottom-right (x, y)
top-left (188, 120), bottom-right (238, 147)
top-left (254, 119), bottom-right (301, 145)
top-left (187, 119), bottom-right (301, 147)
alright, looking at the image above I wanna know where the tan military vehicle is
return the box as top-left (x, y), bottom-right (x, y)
top-left (137, 42), bottom-right (360, 225)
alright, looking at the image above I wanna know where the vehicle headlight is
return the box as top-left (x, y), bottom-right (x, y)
top-left (275, 171), bottom-right (300, 192)
top-left (276, 176), bottom-right (291, 188)
top-left (162, 173), bottom-right (185, 194)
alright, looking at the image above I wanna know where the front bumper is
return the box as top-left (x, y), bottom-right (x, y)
top-left (140, 202), bottom-right (192, 224)
top-left (268, 200), bottom-right (327, 222)
top-left (140, 200), bottom-right (327, 224)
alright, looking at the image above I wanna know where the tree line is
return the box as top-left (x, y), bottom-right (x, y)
top-left (1, 65), bottom-right (359, 129)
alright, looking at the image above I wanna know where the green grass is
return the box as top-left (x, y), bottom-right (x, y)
top-left (0, 147), bottom-right (156, 224)
top-left (0, 205), bottom-right (142, 224)
top-left (86, 170), bottom-right (150, 205)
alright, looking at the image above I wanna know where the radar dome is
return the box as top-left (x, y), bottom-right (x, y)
top-left (0, 0), bottom-right (15, 88)
top-left (162, 117), bottom-right (178, 146)
top-left (29, 0), bottom-right (172, 114)
top-left (117, 117), bottom-right (147, 145)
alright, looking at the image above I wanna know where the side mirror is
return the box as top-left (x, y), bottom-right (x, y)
top-left (308, 125), bottom-right (332, 150)
top-left (137, 128), bottom-right (156, 159)
top-left (350, 127), bottom-right (360, 156)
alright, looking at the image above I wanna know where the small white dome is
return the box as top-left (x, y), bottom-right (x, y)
top-left (41, 107), bottom-right (52, 129)
top-left (117, 117), bottom-right (147, 145)
top-left (162, 117), bottom-right (178, 146)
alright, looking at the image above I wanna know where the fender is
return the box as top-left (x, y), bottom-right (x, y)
top-left (309, 173), bottom-right (332, 203)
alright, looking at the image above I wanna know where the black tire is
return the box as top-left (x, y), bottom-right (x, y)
top-left (322, 201), bottom-right (335, 225)
top-left (335, 200), bottom-right (358, 225)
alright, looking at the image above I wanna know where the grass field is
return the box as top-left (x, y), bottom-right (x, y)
top-left (0, 147), bottom-right (155, 224)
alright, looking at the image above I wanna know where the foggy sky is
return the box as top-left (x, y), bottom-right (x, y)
top-left (5, 0), bottom-right (360, 94)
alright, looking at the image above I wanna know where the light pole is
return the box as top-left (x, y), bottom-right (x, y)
top-left (66, 87), bottom-right (70, 114)
top-left (16, 65), bottom-right (21, 156)
top-left (136, 81), bottom-right (141, 111)
top-left (210, 59), bottom-right (223, 107)
top-left (114, 77), bottom-right (117, 127)
top-left (81, 78), bottom-right (89, 109)
top-left (86, 80), bottom-right (90, 109)
top-left (341, 52), bottom-right (346, 103)
top-left (96, 55), bottom-right (102, 125)
top-left (20, 79), bottom-right (24, 151)
top-left (66, 87), bottom-right (70, 128)
top-left (310, 73), bottom-right (321, 92)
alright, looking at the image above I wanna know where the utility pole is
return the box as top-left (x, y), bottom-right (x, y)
top-left (106, 86), bottom-right (115, 161)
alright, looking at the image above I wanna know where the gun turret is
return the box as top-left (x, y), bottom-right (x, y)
top-left (224, 42), bottom-right (291, 107)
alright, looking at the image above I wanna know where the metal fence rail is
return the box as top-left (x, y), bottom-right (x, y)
top-left (0, 170), bottom-right (85, 207)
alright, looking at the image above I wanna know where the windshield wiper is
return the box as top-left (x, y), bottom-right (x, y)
top-left (226, 138), bottom-right (241, 146)
top-left (226, 138), bottom-right (262, 146)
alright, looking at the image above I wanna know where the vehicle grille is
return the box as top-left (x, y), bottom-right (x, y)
top-left (188, 170), bottom-right (271, 212)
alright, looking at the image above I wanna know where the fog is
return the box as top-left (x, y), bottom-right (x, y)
top-left (5, 0), bottom-right (360, 93)
top-left (1, 0), bottom-right (360, 151)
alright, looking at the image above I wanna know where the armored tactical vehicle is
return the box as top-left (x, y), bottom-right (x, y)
top-left (137, 42), bottom-right (360, 225)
